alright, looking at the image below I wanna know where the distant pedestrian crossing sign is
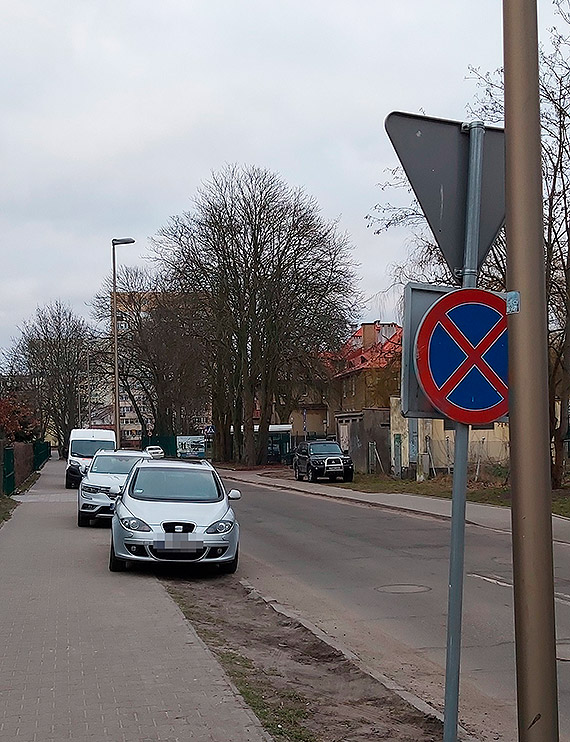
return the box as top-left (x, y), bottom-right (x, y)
top-left (414, 289), bottom-right (508, 425)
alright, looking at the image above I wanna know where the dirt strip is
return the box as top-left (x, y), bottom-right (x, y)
top-left (162, 566), bottom-right (444, 742)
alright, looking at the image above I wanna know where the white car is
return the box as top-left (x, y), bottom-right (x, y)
top-left (66, 428), bottom-right (116, 489)
top-left (78, 449), bottom-right (151, 527)
top-left (109, 459), bottom-right (240, 573)
top-left (144, 445), bottom-right (165, 459)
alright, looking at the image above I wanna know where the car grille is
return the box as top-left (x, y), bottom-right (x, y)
top-left (327, 457), bottom-right (342, 466)
top-left (149, 546), bottom-right (206, 561)
top-left (162, 522), bottom-right (196, 533)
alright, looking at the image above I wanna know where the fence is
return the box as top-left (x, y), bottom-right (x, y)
top-left (33, 440), bottom-right (51, 471)
top-left (1, 440), bottom-right (50, 497)
top-left (2, 447), bottom-right (15, 496)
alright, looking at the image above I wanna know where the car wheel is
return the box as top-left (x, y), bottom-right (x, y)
top-left (220, 547), bottom-right (239, 574)
top-left (343, 471), bottom-right (354, 482)
top-left (294, 464), bottom-right (304, 481)
top-left (109, 538), bottom-right (127, 572)
top-left (307, 466), bottom-right (317, 483)
top-left (77, 510), bottom-right (90, 527)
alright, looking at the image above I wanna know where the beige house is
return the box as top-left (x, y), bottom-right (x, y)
top-left (390, 396), bottom-right (509, 479)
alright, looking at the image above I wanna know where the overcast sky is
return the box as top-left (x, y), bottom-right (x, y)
top-left (0, 1), bottom-right (560, 349)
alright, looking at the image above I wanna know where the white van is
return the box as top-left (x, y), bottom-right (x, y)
top-left (65, 428), bottom-right (116, 489)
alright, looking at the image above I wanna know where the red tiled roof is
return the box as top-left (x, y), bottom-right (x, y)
top-left (334, 326), bottom-right (402, 378)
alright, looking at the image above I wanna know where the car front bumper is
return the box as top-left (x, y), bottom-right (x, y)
top-left (111, 520), bottom-right (239, 564)
top-left (78, 491), bottom-right (116, 520)
top-left (310, 461), bottom-right (353, 477)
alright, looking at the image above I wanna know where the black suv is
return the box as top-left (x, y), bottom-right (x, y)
top-left (293, 440), bottom-right (354, 483)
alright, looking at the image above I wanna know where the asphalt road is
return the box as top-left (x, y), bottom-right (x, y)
top-left (229, 480), bottom-right (570, 742)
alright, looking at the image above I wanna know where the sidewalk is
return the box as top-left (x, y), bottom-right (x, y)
top-left (0, 459), bottom-right (271, 742)
top-left (219, 467), bottom-right (570, 545)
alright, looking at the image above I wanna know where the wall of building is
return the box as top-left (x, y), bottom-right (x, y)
top-left (390, 397), bottom-right (510, 477)
top-left (335, 408), bottom-right (390, 474)
top-left (289, 405), bottom-right (328, 438)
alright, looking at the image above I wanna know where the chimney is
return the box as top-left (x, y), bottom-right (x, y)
top-left (361, 323), bottom-right (377, 349)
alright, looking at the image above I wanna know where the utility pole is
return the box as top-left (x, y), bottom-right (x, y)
top-left (503, 0), bottom-right (559, 739)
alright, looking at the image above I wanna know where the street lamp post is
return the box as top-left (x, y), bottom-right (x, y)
top-left (112, 237), bottom-right (135, 447)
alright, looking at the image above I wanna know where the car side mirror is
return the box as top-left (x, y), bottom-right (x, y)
top-left (228, 489), bottom-right (241, 500)
top-left (109, 485), bottom-right (122, 496)
top-left (343, 449), bottom-right (349, 456)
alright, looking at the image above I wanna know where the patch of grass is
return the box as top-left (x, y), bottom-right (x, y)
top-left (15, 470), bottom-right (40, 495)
top-left (0, 495), bottom-right (18, 525)
top-left (333, 472), bottom-right (455, 497)
top-left (217, 650), bottom-right (315, 742)
top-left (334, 472), bottom-right (570, 518)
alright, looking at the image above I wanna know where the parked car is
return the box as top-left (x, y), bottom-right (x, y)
top-left (293, 440), bottom-right (354, 482)
top-left (77, 449), bottom-right (151, 526)
top-left (267, 443), bottom-right (282, 463)
top-left (66, 428), bottom-right (116, 489)
top-left (144, 445), bottom-right (165, 459)
top-left (109, 459), bottom-right (241, 573)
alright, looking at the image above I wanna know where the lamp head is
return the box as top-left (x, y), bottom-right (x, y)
top-left (112, 237), bottom-right (135, 246)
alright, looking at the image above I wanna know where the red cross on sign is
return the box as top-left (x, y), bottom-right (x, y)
top-left (415, 289), bottom-right (508, 425)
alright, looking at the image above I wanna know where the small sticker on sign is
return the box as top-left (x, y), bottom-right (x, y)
top-left (506, 291), bottom-right (520, 315)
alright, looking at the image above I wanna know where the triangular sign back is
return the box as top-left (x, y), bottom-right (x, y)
top-left (385, 112), bottom-right (505, 281)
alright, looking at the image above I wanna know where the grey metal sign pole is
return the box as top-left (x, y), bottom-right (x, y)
top-left (442, 121), bottom-right (485, 742)
top-left (503, 0), bottom-right (559, 739)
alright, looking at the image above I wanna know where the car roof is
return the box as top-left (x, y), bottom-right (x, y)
top-left (134, 458), bottom-right (215, 471)
top-left (94, 449), bottom-right (151, 457)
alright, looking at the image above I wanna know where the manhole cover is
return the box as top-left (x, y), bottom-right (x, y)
top-left (557, 641), bottom-right (570, 661)
top-left (375, 584), bottom-right (431, 594)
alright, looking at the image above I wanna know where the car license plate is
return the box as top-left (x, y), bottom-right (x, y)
top-left (153, 535), bottom-right (204, 551)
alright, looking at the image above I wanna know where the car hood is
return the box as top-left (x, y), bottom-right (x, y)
top-left (84, 472), bottom-right (129, 487)
top-left (121, 496), bottom-right (230, 528)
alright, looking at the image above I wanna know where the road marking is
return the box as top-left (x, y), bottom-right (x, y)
top-left (468, 573), bottom-right (511, 588)
top-left (468, 572), bottom-right (570, 606)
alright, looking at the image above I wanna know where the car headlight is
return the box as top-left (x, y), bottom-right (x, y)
top-left (120, 517), bottom-right (151, 532)
top-left (206, 520), bottom-right (234, 534)
top-left (69, 459), bottom-right (82, 468)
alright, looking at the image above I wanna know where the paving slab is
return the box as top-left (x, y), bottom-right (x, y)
top-left (1, 459), bottom-right (271, 742)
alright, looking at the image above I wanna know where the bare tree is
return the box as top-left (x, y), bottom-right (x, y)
top-left (153, 164), bottom-right (361, 465)
top-left (368, 9), bottom-right (570, 486)
top-left (10, 301), bottom-right (94, 456)
top-left (92, 265), bottom-right (209, 438)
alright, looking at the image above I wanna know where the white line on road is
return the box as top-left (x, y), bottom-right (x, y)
top-left (468, 572), bottom-right (570, 606)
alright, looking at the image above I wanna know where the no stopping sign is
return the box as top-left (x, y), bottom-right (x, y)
top-left (414, 288), bottom-right (508, 424)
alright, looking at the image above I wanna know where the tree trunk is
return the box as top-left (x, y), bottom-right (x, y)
top-left (242, 376), bottom-right (256, 466)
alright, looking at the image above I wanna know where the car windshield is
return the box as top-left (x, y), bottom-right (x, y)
top-left (309, 443), bottom-right (343, 455)
top-left (130, 467), bottom-right (222, 502)
top-left (71, 439), bottom-right (115, 458)
top-left (91, 455), bottom-right (141, 475)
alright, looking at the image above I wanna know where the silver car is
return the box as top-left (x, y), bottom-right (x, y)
top-left (109, 459), bottom-right (240, 573)
top-left (78, 449), bottom-right (151, 527)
